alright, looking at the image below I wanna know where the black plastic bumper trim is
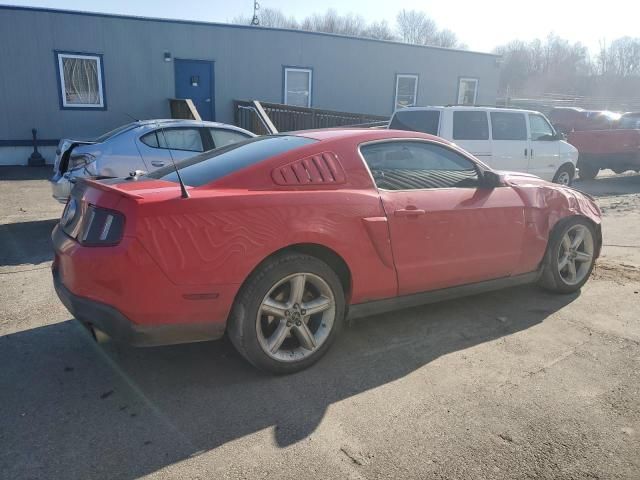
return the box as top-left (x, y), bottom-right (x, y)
top-left (52, 268), bottom-right (225, 347)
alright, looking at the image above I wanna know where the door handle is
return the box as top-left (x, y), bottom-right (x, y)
top-left (205, 98), bottom-right (211, 102)
top-left (530, 149), bottom-right (534, 158)
top-left (524, 148), bottom-right (528, 157)
top-left (151, 161), bottom-right (165, 167)
top-left (394, 207), bottom-right (426, 217)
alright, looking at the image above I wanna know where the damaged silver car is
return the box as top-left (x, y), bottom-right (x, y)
top-left (50, 119), bottom-right (255, 202)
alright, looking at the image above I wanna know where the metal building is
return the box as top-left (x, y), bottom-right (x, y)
top-left (0, 5), bottom-right (501, 165)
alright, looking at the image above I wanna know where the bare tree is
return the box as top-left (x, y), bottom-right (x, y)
top-left (232, 7), bottom-right (298, 28)
top-left (607, 37), bottom-right (640, 77)
top-left (233, 7), bottom-right (464, 49)
top-left (396, 9), bottom-right (436, 45)
top-left (364, 20), bottom-right (397, 41)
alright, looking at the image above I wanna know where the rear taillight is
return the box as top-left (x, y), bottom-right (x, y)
top-left (79, 205), bottom-right (125, 246)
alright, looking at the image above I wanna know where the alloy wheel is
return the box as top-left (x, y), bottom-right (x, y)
top-left (557, 224), bottom-right (594, 285)
top-left (256, 273), bottom-right (336, 362)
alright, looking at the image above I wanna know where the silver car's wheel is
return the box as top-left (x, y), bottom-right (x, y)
top-left (557, 224), bottom-right (594, 285)
top-left (256, 273), bottom-right (336, 362)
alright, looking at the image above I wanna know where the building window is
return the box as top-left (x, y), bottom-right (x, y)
top-left (283, 67), bottom-right (312, 107)
top-left (394, 74), bottom-right (418, 110)
top-left (457, 78), bottom-right (478, 105)
top-left (56, 52), bottom-right (105, 109)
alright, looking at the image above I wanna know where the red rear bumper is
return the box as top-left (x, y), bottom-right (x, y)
top-left (52, 224), bottom-right (237, 346)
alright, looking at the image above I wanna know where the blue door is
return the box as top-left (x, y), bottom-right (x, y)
top-left (174, 59), bottom-right (214, 121)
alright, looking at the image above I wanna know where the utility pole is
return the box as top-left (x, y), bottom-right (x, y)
top-left (250, 1), bottom-right (260, 25)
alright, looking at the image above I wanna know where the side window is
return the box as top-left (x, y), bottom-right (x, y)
top-left (529, 114), bottom-right (555, 140)
top-left (140, 131), bottom-right (159, 148)
top-left (490, 112), bottom-right (527, 140)
top-left (389, 110), bottom-right (440, 135)
top-left (210, 129), bottom-right (250, 148)
top-left (360, 141), bottom-right (479, 190)
top-left (452, 111), bottom-right (489, 140)
top-left (157, 128), bottom-right (204, 152)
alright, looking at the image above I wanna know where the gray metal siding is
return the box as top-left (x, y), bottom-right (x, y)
top-left (0, 7), bottom-right (499, 143)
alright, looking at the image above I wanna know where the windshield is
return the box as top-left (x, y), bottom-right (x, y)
top-left (619, 115), bottom-right (640, 129)
top-left (145, 135), bottom-right (317, 186)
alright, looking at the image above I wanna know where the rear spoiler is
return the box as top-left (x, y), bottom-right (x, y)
top-left (79, 178), bottom-right (144, 199)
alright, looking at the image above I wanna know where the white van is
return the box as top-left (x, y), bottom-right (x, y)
top-left (388, 106), bottom-right (578, 185)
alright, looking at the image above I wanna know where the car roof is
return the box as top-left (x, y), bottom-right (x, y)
top-left (290, 127), bottom-right (453, 146)
top-left (132, 119), bottom-right (254, 134)
top-left (393, 106), bottom-right (543, 115)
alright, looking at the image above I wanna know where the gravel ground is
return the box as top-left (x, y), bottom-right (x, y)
top-left (1, 166), bottom-right (639, 480)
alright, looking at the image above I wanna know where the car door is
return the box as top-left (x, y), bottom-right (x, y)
top-left (136, 130), bottom-right (175, 172)
top-left (489, 111), bottom-right (529, 173)
top-left (527, 113), bottom-right (561, 181)
top-left (160, 127), bottom-right (207, 161)
top-left (360, 140), bottom-right (526, 296)
top-left (449, 110), bottom-right (492, 163)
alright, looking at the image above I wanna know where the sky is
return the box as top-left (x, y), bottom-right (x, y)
top-left (2, 0), bottom-right (639, 54)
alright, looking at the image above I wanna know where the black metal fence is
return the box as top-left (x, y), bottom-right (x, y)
top-left (234, 100), bottom-right (389, 135)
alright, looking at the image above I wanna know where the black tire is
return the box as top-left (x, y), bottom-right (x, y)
top-left (227, 253), bottom-right (345, 374)
top-left (578, 161), bottom-right (599, 180)
top-left (538, 217), bottom-right (597, 294)
top-left (552, 164), bottom-right (574, 186)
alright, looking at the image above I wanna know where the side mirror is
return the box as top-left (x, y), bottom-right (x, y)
top-left (480, 170), bottom-right (502, 189)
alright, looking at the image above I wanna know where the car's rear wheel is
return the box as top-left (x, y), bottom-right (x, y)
top-left (227, 253), bottom-right (345, 374)
top-left (552, 164), bottom-right (574, 186)
top-left (578, 161), bottom-right (599, 180)
top-left (539, 217), bottom-right (597, 293)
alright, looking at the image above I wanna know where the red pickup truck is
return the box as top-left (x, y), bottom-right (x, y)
top-left (548, 108), bottom-right (640, 180)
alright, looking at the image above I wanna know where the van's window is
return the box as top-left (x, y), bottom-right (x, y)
top-left (389, 110), bottom-right (440, 135)
top-left (452, 111), bottom-right (489, 140)
top-left (529, 114), bottom-right (555, 140)
top-left (147, 135), bottom-right (317, 187)
top-left (490, 112), bottom-right (527, 140)
top-left (360, 141), bottom-right (479, 190)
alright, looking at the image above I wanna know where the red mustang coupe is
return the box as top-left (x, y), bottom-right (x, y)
top-left (52, 129), bottom-right (602, 373)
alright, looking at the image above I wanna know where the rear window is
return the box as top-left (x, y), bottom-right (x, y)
top-left (452, 111), bottom-right (489, 140)
top-left (94, 123), bottom-right (136, 143)
top-left (146, 135), bottom-right (317, 187)
top-left (390, 110), bottom-right (440, 135)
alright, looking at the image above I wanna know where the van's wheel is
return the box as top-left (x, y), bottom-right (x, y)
top-left (539, 217), bottom-right (596, 294)
top-left (578, 161), bottom-right (599, 180)
top-left (227, 253), bottom-right (345, 374)
top-left (552, 165), bottom-right (574, 186)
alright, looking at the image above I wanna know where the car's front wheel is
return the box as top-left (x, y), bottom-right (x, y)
top-left (552, 164), bottom-right (574, 186)
top-left (228, 253), bottom-right (345, 374)
top-left (539, 217), bottom-right (597, 293)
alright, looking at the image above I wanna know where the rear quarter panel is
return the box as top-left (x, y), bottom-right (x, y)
top-left (134, 188), bottom-right (398, 304)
